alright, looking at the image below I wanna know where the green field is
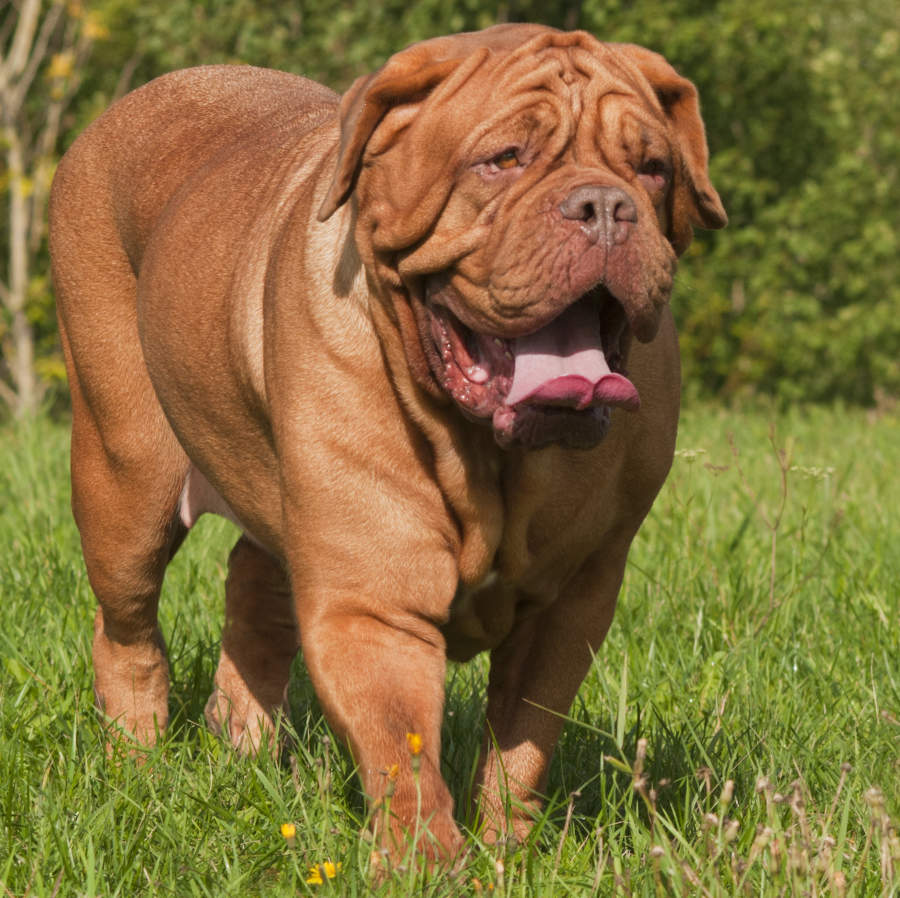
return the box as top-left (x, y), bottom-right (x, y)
top-left (1, 406), bottom-right (897, 896)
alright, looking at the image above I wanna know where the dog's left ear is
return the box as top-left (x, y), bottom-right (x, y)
top-left (317, 45), bottom-right (470, 222)
top-left (619, 45), bottom-right (727, 252)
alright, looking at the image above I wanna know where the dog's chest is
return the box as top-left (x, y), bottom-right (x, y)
top-left (442, 524), bottom-right (593, 663)
top-left (441, 455), bottom-right (617, 661)
top-left (442, 571), bottom-right (517, 661)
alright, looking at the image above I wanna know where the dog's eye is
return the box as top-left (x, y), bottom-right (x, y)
top-left (472, 147), bottom-right (525, 181)
top-left (637, 159), bottom-right (669, 192)
top-left (493, 149), bottom-right (520, 170)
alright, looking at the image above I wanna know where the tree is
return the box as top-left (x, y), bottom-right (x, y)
top-left (0, 0), bottom-right (104, 417)
top-left (577, 0), bottom-right (900, 403)
top-left (2, 0), bottom-right (898, 413)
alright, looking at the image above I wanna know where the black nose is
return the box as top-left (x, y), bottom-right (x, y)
top-left (559, 185), bottom-right (637, 246)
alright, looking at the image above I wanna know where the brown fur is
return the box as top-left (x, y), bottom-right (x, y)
top-left (50, 25), bottom-right (724, 860)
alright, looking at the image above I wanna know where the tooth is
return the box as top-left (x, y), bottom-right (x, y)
top-left (466, 365), bottom-right (489, 384)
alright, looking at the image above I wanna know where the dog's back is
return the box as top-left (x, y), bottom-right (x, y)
top-left (51, 66), bottom-right (338, 280)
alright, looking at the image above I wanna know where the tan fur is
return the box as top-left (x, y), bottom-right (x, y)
top-left (50, 25), bottom-right (724, 860)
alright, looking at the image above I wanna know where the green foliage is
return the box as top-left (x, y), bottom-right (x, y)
top-left (575, 0), bottom-right (900, 403)
top-left (2, 407), bottom-right (898, 894)
top-left (5, 0), bottom-right (899, 407)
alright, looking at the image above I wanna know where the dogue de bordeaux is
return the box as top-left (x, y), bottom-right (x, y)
top-left (50, 23), bottom-right (725, 861)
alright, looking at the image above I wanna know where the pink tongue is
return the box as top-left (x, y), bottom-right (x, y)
top-left (505, 300), bottom-right (640, 411)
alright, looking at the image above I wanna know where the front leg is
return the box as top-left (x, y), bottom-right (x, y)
top-left (476, 543), bottom-right (630, 842)
top-left (290, 545), bottom-right (464, 865)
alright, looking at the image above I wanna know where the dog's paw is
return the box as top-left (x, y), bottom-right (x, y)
top-left (203, 661), bottom-right (286, 756)
top-left (92, 622), bottom-right (170, 748)
top-left (370, 806), bottom-right (466, 877)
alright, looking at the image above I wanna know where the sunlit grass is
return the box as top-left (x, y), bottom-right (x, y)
top-left (1, 405), bottom-right (897, 895)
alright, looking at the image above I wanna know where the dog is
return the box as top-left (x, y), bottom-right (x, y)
top-left (50, 23), bottom-right (725, 860)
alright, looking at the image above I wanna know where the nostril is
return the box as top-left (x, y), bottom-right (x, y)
top-left (560, 185), bottom-right (638, 245)
top-left (613, 197), bottom-right (638, 224)
top-left (559, 190), bottom-right (600, 223)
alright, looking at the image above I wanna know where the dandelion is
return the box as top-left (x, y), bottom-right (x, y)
top-left (386, 763), bottom-right (399, 780)
top-left (280, 822), bottom-right (296, 839)
top-left (306, 861), bottom-right (341, 884)
top-left (406, 732), bottom-right (423, 775)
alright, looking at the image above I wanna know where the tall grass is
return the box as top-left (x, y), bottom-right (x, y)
top-left (1, 405), bottom-right (897, 896)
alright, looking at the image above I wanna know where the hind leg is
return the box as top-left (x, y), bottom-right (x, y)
top-left (52, 160), bottom-right (193, 746)
top-left (54, 262), bottom-right (189, 744)
top-left (204, 536), bottom-right (298, 754)
top-left (67, 366), bottom-right (189, 747)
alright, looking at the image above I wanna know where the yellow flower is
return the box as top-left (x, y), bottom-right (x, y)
top-left (306, 861), bottom-right (341, 884)
top-left (15, 176), bottom-right (34, 199)
top-left (280, 822), bottom-right (296, 839)
top-left (46, 52), bottom-right (74, 81)
top-left (386, 763), bottom-right (399, 780)
top-left (83, 15), bottom-right (111, 41)
top-left (406, 732), bottom-right (423, 756)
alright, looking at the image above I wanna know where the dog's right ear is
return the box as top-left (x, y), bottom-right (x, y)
top-left (317, 47), bottom-right (467, 222)
top-left (616, 44), bottom-right (727, 253)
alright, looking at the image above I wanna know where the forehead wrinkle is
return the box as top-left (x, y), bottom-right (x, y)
top-left (572, 75), bottom-right (632, 169)
top-left (463, 54), bottom-right (576, 165)
top-left (586, 93), bottom-right (666, 178)
top-left (565, 48), bottom-right (637, 162)
top-left (456, 89), bottom-right (569, 162)
top-left (496, 42), bottom-right (643, 112)
top-left (495, 48), bottom-right (578, 98)
top-left (454, 38), bottom-right (671, 173)
top-left (491, 45), bottom-right (627, 164)
top-left (574, 48), bottom-right (645, 109)
top-left (600, 48), bottom-right (669, 124)
top-left (566, 47), bottom-right (674, 170)
top-left (569, 44), bottom-right (669, 132)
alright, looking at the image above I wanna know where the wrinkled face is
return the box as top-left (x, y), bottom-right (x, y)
top-left (337, 30), bottom-right (723, 450)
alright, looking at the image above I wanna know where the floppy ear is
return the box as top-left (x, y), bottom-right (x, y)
top-left (618, 45), bottom-right (727, 249)
top-left (317, 47), bottom-right (464, 222)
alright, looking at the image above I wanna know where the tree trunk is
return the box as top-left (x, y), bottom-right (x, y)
top-left (4, 126), bottom-right (39, 418)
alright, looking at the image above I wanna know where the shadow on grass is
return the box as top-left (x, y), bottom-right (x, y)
top-left (543, 702), bottom-right (756, 845)
top-left (154, 620), bottom-right (752, 859)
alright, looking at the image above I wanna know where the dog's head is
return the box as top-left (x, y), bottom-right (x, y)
top-left (319, 24), bottom-right (726, 449)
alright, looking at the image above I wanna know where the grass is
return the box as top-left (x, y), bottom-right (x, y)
top-left (1, 404), bottom-right (898, 896)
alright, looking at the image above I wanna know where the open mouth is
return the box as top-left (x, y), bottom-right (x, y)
top-left (422, 278), bottom-right (639, 449)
